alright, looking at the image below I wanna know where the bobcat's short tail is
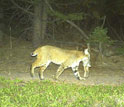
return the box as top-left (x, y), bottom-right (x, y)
top-left (31, 49), bottom-right (39, 56)
top-left (31, 52), bottom-right (37, 56)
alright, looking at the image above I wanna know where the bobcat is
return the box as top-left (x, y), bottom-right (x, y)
top-left (30, 45), bottom-right (91, 80)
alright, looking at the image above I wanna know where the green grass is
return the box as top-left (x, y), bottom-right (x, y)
top-left (0, 76), bottom-right (124, 107)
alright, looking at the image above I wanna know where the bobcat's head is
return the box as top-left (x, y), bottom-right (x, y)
top-left (82, 49), bottom-right (91, 67)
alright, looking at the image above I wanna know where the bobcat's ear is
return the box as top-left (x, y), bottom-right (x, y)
top-left (84, 48), bottom-right (90, 58)
top-left (84, 48), bottom-right (89, 55)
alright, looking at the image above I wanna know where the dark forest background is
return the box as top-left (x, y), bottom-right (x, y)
top-left (0, 0), bottom-right (124, 55)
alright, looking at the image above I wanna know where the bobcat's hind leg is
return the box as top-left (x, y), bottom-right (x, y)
top-left (39, 65), bottom-right (47, 80)
top-left (30, 59), bottom-right (42, 78)
top-left (38, 61), bottom-right (50, 80)
top-left (55, 64), bottom-right (66, 80)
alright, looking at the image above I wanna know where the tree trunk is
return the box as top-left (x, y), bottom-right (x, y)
top-left (0, 8), bottom-right (4, 45)
top-left (41, 0), bottom-right (47, 41)
top-left (32, 0), bottom-right (47, 47)
top-left (32, 1), bottom-right (42, 47)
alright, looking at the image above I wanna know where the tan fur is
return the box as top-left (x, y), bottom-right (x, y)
top-left (30, 45), bottom-right (91, 80)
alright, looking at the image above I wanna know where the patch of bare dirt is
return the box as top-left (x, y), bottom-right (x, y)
top-left (0, 38), bottom-right (124, 85)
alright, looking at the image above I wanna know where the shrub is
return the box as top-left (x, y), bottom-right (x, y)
top-left (88, 26), bottom-right (114, 55)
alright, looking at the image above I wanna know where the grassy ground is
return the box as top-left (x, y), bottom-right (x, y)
top-left (0, 76), bottom-right (124, 107)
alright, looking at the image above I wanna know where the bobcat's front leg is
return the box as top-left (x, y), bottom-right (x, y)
top-left (72, 66), bottom-right (85, 80)
top-left (84, 66), bottom-right (89, 78)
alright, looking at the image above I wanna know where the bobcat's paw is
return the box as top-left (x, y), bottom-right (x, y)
top-left (79, 77), bottom-right (86, 80)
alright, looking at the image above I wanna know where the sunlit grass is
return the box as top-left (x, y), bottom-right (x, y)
top-left (0, 76), bottom-right (124, 107)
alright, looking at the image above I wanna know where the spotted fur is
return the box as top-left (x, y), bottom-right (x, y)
top-left (30, 45), bottom-right (91, 80)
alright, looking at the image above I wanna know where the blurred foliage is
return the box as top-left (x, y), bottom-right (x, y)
top-left (49, 11), bottom-right (84, 21)
top-left (0, 0), bottom-right (124, 41)
top-left (87, 27), bottom-right (115, 55)
top-left (88, 27), bottom-right (114, 45)
top-left (116, 42), bottom-right (124, 55)
top-left (116, 47), bottom-right (124, 55)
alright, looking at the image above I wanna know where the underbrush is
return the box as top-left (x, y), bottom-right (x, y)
top-left (0, 76), bottom-right (124, 107)
top-left (116, 47), bottom-right (124, 55)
